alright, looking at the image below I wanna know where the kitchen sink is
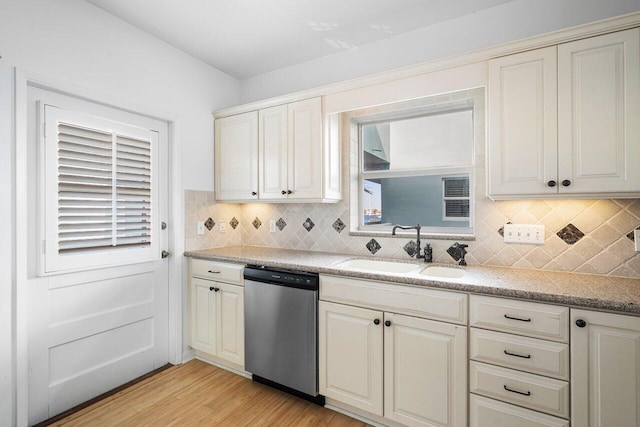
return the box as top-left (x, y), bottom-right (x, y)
top-left (335, 259), bottom-right (422, 274)
top-left (420, 265), bottom-right (465, 279)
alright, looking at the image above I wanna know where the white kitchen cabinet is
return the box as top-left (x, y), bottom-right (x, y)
top-left (469, 295), bottom-right (570, 426)
top-left (488, 28), bottom-right (640, 199)
top-left (319, 301), bottom-right (383, 416)
top-left (488, 47), bottom-right (558, 197)
top-left (259, 98), bottom-right (323, 200)
top-left (190, 260), bottom-right (245, 369)
top-left (214, 111), bottom-right (259, 201)
top-left (216, 97), bottom-right (340, 203)
top-left (470, 395), bottom-right (570, 427)
top-left (384, 312), bottom-right (467, 427)
top-left (571, 309), bottom-right (640, 427)
top-left (319, 298), bottom-right (467, 427)
top-left (191, 277), bottom-right (217, 355)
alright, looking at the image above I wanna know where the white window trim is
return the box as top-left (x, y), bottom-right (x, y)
top-left (41, 103), bottom-right (160, 274)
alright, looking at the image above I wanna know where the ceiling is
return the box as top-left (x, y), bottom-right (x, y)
top-left (86, 0), bottom-right (515, 79)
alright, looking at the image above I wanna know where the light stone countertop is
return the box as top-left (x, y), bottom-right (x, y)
top-left (184, 245), bottom-right (640, 315)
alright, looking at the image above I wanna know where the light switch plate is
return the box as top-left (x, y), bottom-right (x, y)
top-left (503, 224), bottom-right (545, 245)
top-left (269, 220), bottom-right (277, 233)
top-left (635, 230), bottom-right (640, 252)
top-left (196, 221), bottom-right (205, 235)
top-left (219, 221), bottom-right (226, 233)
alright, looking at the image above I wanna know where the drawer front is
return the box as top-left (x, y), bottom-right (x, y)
top-left (470, 328), bottom-right (569, 380)
top-left (470, 395), bottom-right (570, 427)
top-left (320, 275), bottom-right (467, 324)
top-left (470, 295), bottom-right (569, 342)
top-left (191, 259), bottom-right (244, 285)
top-left (470, 361), bottom-right (569, 418)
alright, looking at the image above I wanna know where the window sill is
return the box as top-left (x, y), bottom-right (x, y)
top-left (349, 230), bottom-right (475, 241)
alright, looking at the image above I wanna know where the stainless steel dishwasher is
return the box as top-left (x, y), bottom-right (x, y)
top-left (243, 265), bottom-right (324, 405)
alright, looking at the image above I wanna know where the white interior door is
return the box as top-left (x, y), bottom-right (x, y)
top-left (26, 87), bottom-right (170, 424)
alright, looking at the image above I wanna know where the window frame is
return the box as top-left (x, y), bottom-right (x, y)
top-left (41, 103), bottom-right (160, 274)
top-left (352, 99), bottom-right (476, 236)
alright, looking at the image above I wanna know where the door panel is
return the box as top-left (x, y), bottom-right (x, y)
top-left (259, 105), bottom-right (288, 199)
top-left (191, 277), bottom-right (216, 355)
top-left (558, 28), bottom-right (640, 194)
top-left (319, 301), bottom-right (384, 415)
top-left (27, 87), bottom-right (170, 424)
top-left (216, 283), bottom-right (244, 367)
top-left (384, 313), bottom-right (467, 427)
top-left (288, 97), bottom-right (323, 199)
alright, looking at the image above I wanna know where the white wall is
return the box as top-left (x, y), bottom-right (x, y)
top-left (0, 0), bottom-right (240, 424)
top-left (239, 0), bottom-right (640, 103)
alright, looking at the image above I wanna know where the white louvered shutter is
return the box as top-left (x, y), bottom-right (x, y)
top-left (443, 177), bottom-right (470, 220)
top-left (44, 105), bottom-right (158, 273)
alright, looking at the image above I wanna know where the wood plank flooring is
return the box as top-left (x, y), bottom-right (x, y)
top-left (50, 359), bottom-right (367, 426)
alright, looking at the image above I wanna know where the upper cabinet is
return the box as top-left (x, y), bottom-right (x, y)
top-left (215, 97), bottom-right (341, 203)
top-left (215, 111), bottom-right (259, 201)
top-left (488, 28), bottom-right (640, 199)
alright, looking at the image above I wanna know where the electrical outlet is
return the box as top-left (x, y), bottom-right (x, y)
top-left (269, 219), bottom-right (277, 233)
top-left (503, 224), bottom-right (545, 245)
top-left (219, 221), bottom-right (226, 233)
top-left (196, 221), bottom-right (205, 235)
top-left (635, 230), bottom-right (640, 252)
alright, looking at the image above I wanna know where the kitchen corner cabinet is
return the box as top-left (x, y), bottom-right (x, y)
top-left (190, 259), bottom-right (245, 368)
top-left (319, 276), bottom-right (467, 427)
top-left (571, 309), bottom-right (640, 427)
top-left (215, 97), bottom-right (341, 203)
top-left (488, 28), bottom-right (640, 199)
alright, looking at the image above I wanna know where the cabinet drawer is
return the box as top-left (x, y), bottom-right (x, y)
top-left (191, 259), bottom-right (244, 285)
top-left (320, 275), bottom-right (467, 324)
top-left (470, 295), bottom-right (569, 342)
top-left (470, 394), bottom-right (569, 427)
top-left (470, 361), bottom-right (569, 418)
top-left (470, 328), bottom-right (569, 380)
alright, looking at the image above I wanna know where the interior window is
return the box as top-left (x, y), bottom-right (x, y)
top-left (355, 103), bottom-right (475, 236)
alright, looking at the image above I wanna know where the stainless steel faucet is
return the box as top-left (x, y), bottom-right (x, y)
top-left (392, 223), bottom-right (432, 262)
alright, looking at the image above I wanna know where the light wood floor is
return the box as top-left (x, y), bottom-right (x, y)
top-left (51, 359), bottom-right (367, 426)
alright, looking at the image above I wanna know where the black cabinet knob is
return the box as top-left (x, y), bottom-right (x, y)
top-left (214, 287), bottom-right (220, 292)
top-left (384, 320), bottom-right (391, 327)
top-left (547, 180), bottom-right (557, 187)
top-left (576, 319), bottom-right (587, 328)
top-left (251, 191), bottom-right (257, 196)
top-left (562, 180), bottom-right (571, 187)
top-left (287, 190), bottom-right (293, 194)
top-left (209, 286), bottom-right (215, 291)
top-left (281, 190), bottom-right (287, 195)
top-left (373, 319), bottom-right (380, 325)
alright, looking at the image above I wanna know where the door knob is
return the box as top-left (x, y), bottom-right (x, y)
top-left (161, 250), bottom-right (170, 258)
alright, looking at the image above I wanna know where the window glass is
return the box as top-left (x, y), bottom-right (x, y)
top-left (357, 103), bottom-right (475, 235)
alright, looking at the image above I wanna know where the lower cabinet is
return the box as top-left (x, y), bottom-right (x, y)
top-left (319, 300), bottom-right (467, 427)
top-left (571, 309), bottom-right (640, 427)
top-left (191, 277), bottom-right (245, 368)
top-left (470, 395), bottom-right (569, 427)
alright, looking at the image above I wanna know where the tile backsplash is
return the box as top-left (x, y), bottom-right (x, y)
top-left (186, 88), bottom-right (640, 278)
top-left (185, 190), bottom-right (640, 278)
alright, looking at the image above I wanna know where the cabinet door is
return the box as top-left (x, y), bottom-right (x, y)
top-left (571, 309), bottom-right (640, 427)
top-left (214, 111), bottom-right (258, 201)
top-left (288, 97), bottom-right (323, 199)
top-left (259, 105), bottom-right (288, 200)
top-left (470, 395), bottom-right (569, 427)
top-left (215, 283), bottom-right (244, 368)
top-left (488, 47), bottom-right (558, 198)
top-left (319, 301), bottom-right (383, 416)
top-left (191, 277), bottom-right (216, 355)
top-left (384, 313), bottom-right (467, 427)
top-left (558, 28), bottom-right (640, 195)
